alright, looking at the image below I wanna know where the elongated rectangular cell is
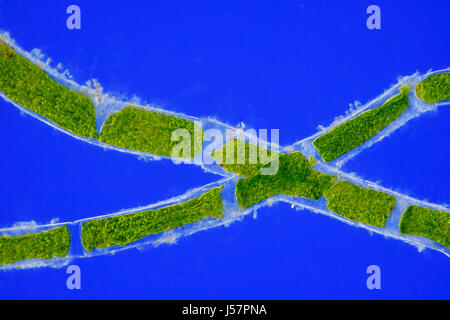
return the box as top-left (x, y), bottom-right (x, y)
top-left (415, 72), bottom-right (450, 103)
top-left (0, 41), bottom-right (98, 138)
top-left (323, 181), bottom-right (396, 228)
top-left (81, 186), bottom-right (223, 251)
top-left (0, 225), bottom-right (71, 265)
top-left (99, 106), bottom-right (203, 157)
top-left (313, 86), bottom-right (410, 162)
top-left (212, 138), bottom-right (279, 177)
top-left (235, 151), bottom-right (336, 209)
top-left (400, 205), bottom-right (449, 249)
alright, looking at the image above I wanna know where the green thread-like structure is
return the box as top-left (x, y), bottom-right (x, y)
top-left (1, 39), bottom-right (448, 260)
top-left (235, 152), bottom-right (336, 209)
top-left (212, 138), bottom-right (279, 177)
top-left (415, 72), bottom-right (450, 103)
top-left (100, 106), bottom-right (203, 158)
top-left (81, 186), bottom-right (223, 251)
top-left (0, 225), bottom-right (71, 266)
top-left (323, 181), bottom-right (396, 228)
top-left (0, 41), bottom-right (98, 138)
top-left (400, 205), bottom-right (449, 249)
top-left (313, 86), bottom-right (410, 162)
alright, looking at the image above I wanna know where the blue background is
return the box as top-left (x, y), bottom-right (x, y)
top-left (0, 0), bottom-right (449, 299)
